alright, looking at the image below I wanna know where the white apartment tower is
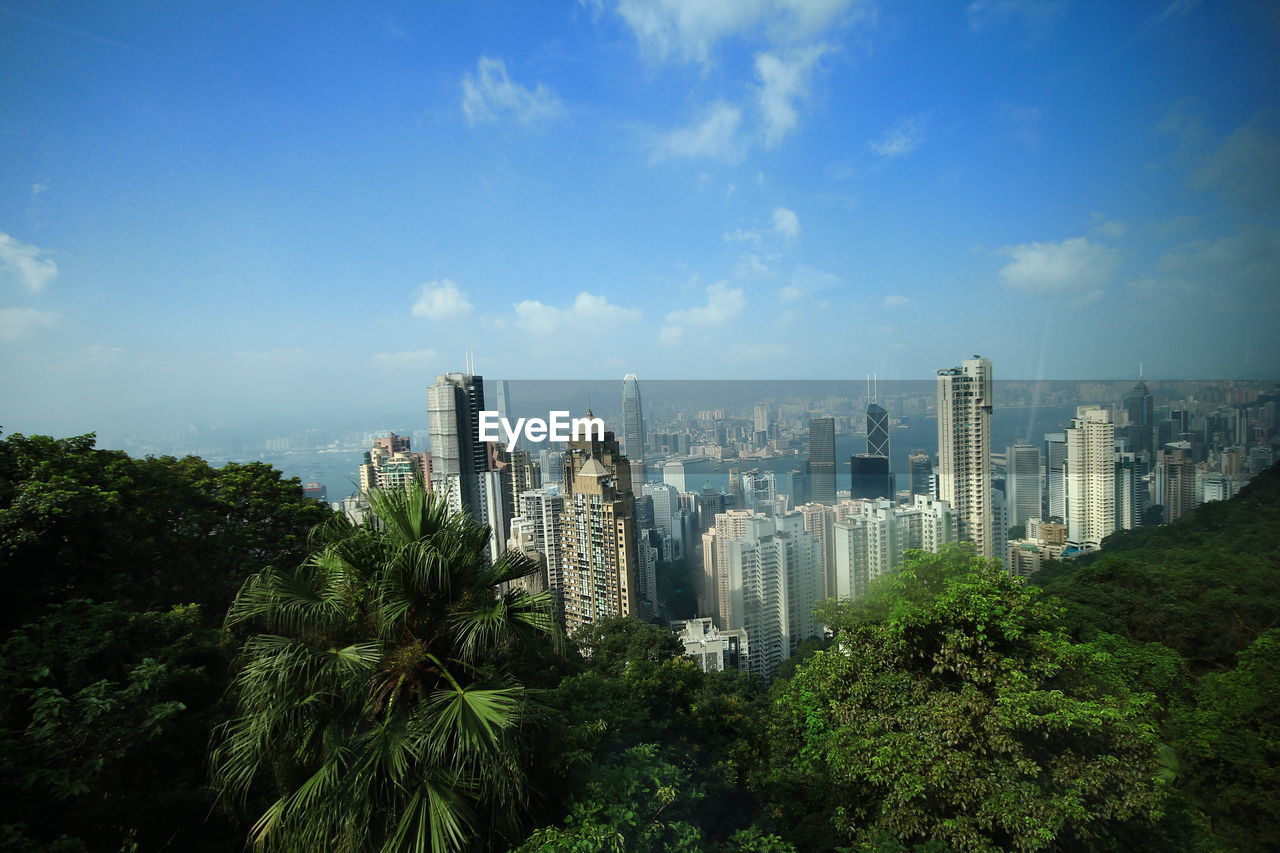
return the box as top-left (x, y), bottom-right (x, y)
top-left (1065, 406), bottom-right (1117, 551)
top-left (936, 356), bottom-right (994, 559)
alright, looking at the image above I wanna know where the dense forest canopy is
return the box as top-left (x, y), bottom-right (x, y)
top-left (0, 432), bottom-right (1276, 851)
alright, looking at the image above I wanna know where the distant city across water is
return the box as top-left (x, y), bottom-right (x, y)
top-left (249, 403), bottom-right (1084, 506)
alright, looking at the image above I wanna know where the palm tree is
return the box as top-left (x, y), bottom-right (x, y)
top-left (211, 482), bottom-right (562, 852)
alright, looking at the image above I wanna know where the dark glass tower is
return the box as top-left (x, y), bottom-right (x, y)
top-left (850, 454), bottom-right (894, 499)
top-left (808, 418), bottom-right (836, 505)
top-left (866, 402), bottom-right (890, 457)
top-left (908, 450), bottom-right (932, 496)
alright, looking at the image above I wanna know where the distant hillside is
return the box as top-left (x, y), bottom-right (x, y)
top-left (1032, 462), bottom-right (1280, 671)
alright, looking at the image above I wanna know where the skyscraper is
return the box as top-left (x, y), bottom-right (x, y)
top-left (1121, 377), bottom-right (1154, 457)
top-left (1158, 445), bottom-right (1198, 524)
top-left (1064, 406), bottom-right (1116, 551)
top-left (850, 454), bottom-right (894, 499)
top-left (808, 417), bottom-right (836, 505)
top-left (1045, 432), bottom-right (1067, 522)
top-left (908, 450), bottom-right (933, 497)
top-left (853, 397), bottom-right (894, 500)
top-left (866, 401), bottom-right (890, 457)
top-left (936, 356), bottom-right (994, 559)
top-left (1005, 442), bottom-right (1043, 530)
top-left (557, 425), bottom-right (640, 632)
top-left (622, 374), bottom-right (646, 484)
top-left (427, 372), bottom-right (487, 518)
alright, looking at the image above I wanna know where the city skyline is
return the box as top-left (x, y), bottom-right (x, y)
top-left (2, 1), bottom-right (1279, 439)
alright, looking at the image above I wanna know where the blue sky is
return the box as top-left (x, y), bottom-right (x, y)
top-left (2, 0), bottom-right (1278, 434)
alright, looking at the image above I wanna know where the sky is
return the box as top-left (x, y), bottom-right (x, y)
top-left (1, 0), bottom-right (1279, 436)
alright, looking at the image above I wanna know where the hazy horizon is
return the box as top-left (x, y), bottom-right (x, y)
top-left (3, 1), bottom-right (1278, 437)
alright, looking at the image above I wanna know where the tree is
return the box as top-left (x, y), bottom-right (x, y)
top-left (0, 600), bottom-right (238, 852)
top-left (0, 432), bottom-right (330, 631)
top-left (764, 546), bottom-right (1169, 852)
top-left (1172, 630), bottom-right (1280, 853)
top-left (1031, 462), bottom-right (1280, 672)
top-left (211, 483), bottom-right (562, 852)
top-left (572, 615), bottom-right (685, 675)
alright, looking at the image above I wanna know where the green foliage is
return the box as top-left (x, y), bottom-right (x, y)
top-left (1033, 462), bottom-right (1280, 671)
top-left (512, 744), bottom-right (706, 852)
top-left (767, 545), bottom-right (1169, 852)
top-left (211, 482), bottom-right (563, 852)
top-left (0, 600), bottom-right (237, 850)
top-left (1171, 630), bottom-right (1280, 853)
top-left (572, 615), bottom-right (685, 675)
top-left (0, 432), bottom-right (331, 632)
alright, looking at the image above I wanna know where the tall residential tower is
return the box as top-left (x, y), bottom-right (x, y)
top-left (936, 356), bottom-right (994, 559)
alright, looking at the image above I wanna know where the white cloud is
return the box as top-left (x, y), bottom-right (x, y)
top-left (616, 0), bottom-right (861, 65)
top-left (460, 56), bottom-right (564, 126)
top-left (735, 254), bottom-right (776, 278)
top-left (411, 280), bottom-right (473, 319)
top-left (0, 307), bottom-right (56, 340)
top-left (771, 206), bottom-right (801, 240)
top-left (1144, 226), bottom-right (1280, 300)
top-left (1192, 116), bottom-right (1280, 213)
top-left (996, 236), bottom-right (1120, 296)
top-left (869, 114), bottom-right (929, 157)
top-left (966, 0), bottom-right (1067, 37)
top-left (373, 349), bottom-right (437, 370)
top-left (661, 280), bottom-right (745, 341)
top-left (0, 232), bottom-right (58, 293)
top-left (883, 294), bottom-right (911, 307)
top-left (725, 206), bottom-right (801, 245)
top-left (778, 263), bottom-right (841, 302)
top-left (513, 292), bottom-right (640, 336)
top-left (755, 45), bottom-right (827, 148)
top-left (650, 102), bottom-right (744, 163)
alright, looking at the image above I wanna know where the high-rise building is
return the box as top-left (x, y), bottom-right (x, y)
top-left (1064, 406), bottom-right (1117, 551)
top-left (643, 482), bottom-right (679, 537)
top-left (1005, 442), bottom-right (1042, 530)
top-left (1158, 445), bottom-right (1198, 524)
top-left (808, 417), bottom-right (836, 505)
top-left (1045, 433), bottom-right (1067, 522)
top-left (1121, 377), bottom-right (1154, 457)
top-left (557, 427), bottom-right (640, 632)
top-left (908, 450), bottom-right (933, 497)
top-left (798, 502), bottom-right (836, 598)
top-left (850, 454), bottom-right (894, 500)
top-left (478, 467), bottom-right (512, 564)
top-left (1114, 451), bottom-right (1146, 531)
top-left (622, 374), bottom-right (646, 484)
top-left (720, 512), bottom-right (823, 676)
top-left (695, 487), bottom-right (728, 532)
top-left (518, 488), bottom-right (564, 595)
top-left (866, 401), bottom-right (890, 457)
top-left (832, 495), bottom-right (956, 600)
top-left (702, 509), bottom-right (754, 625)
top-left (359, 432), bottom-right (431, 491)
top-left (787, 467), bottom-right (810, 507)
top-left (936, 356), bottom-right (994, 559)
top-left (427, 372), bottom-right (487, 518)
top-left (508, 450), bottom-right (541, 509)
top-left (740, 469), bottom-right (777, 510)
